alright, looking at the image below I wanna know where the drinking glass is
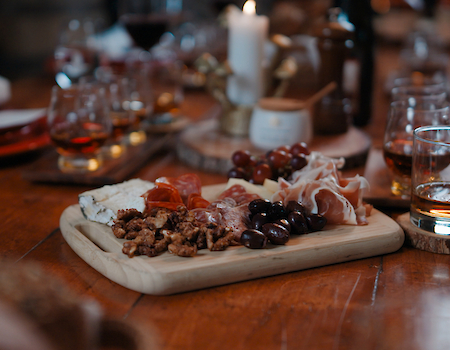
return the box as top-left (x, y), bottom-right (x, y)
top-left (391, 85), bottom-right (447, 103)
top-left (54, 19), bottom-right (97, 88)
top-left (383, 100), bottom-right (450, 198)
top-left (126, 64), bottom-right (154, 145)
top-left (95, 68), bottom-right (136, 158)
top-left (410, 126), bottom-right (450, 234)
top-left (48, 85), bottom-right (112, 172)
top-left (148, 50), bottom-right (184, 124)
top-left (118, 0), bottom-right (180, 51)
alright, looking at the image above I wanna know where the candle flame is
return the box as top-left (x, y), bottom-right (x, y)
top-left (243, 0), bottom-right (256, 15)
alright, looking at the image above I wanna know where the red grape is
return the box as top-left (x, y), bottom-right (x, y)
top-left (276, 145), bottom-right (291, 153)
top-left (290, 142), bottom-right (310, 156)
top-left (291, 154), bottom-right (308, 170)
top-left (232, 150), bottom-right (251, 167)
top-left (267, 150), bottom-right (291, 169)
top-left (227, 167), bottom-right (246, 179)
top-left (252, 163), bottom-right (272, 184)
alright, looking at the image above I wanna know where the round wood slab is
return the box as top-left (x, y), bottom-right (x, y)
top-left (177, 118), bottom-right (371, 175)
top-left (397, 212), bottom-right (450, 254)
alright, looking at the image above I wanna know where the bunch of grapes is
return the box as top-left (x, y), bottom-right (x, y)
top-left (227, 142), bottom-right (311, 185)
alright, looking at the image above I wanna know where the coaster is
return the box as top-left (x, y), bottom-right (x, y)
top-left (396, 212), bottom-right (450, 254)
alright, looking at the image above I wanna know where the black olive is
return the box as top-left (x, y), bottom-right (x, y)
top-left (240, 229), bottom-right (268, 249)
top-left (267, 201), bottom-right (287, 220)
top-left (287, 211), bottom-right (309, 234)
top-left (252, 212), bottom-right (269, 230)
top-left (306, 214), bottom-right (327, 231)
top-left (273, 218), bottom-right (290, 232)
top-left (262, 223), bottom-right (289, 245)
top-left (285, 201), bottom-right (307, 214)
top-left (248, 199), bottom-right (271, 215)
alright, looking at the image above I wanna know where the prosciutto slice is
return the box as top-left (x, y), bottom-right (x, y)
top-left (272, 152), bottom-right (371, 225)
top-left (192, 185), bottom-right (259, 241)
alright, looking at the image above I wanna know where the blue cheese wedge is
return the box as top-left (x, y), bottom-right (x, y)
top-left (79, 178), bottom-right (154, 226)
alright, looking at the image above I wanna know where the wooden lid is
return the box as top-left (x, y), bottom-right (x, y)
top-left (258, 97), bottom-right (304, 111)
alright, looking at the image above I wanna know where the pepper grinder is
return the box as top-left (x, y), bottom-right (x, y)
top-left (311, 8), bottom-right (353, 135)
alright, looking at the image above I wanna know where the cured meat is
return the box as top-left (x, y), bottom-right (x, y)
top-left (218, 184), bottom-right (261, 205)
top-left (144, 174), bottom-right (211, 211)
top-left (272, 152), bottom-right (371, 225)
top-left (142, 183), bottom-right (184, 211)
top-left (187, 193), bottom-right (211, 209)
top-left (155, 174), bottom-right (203, 203)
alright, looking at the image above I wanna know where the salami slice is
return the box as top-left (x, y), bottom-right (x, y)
top-left (142, 183), bottom-right (184, 211)
top-left (155, 174), bottom-right (202, 203)
top-left (218, 185), bottom-right (261, 205)
top-left (187, 193), bottom-right (211, 210)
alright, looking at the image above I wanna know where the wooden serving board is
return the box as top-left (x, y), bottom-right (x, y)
top-left (60, 184), bottom-right (405, 295)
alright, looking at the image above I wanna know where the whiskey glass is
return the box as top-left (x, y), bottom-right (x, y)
top-left (383, 99), bottom-right (450, 198)
top-left (48, 85), bottom-right (111, 172)
top-left (411, 126), bottom-right (450, 234)
top-left (96, 68), bottom-right (136, 158)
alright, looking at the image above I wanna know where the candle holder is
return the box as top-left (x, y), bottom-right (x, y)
top-left (195, 52), bottom-right (298, 137)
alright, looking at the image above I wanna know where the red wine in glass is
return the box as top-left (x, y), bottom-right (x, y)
top-left (120, 14), bottom-right (169, 50)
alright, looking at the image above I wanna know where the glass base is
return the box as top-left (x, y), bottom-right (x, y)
top-left (391, 179), bottom-right (411, 199)
top-left (58, 154), bottom-right (103, 173)
top-left (102, 142), bottom-right (127, 159)
top-left (410, 210), bottom-right (450, 235)
top-left (128, 130), bottom-right (147, 146)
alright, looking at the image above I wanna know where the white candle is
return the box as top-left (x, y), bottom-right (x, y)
top-left (226, 0), bottom-right (269, 106)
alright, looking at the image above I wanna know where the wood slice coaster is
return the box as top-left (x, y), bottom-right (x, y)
top-left (397, 212), bottom-right (450, 254)
top-left (177, 117), bottom-right (371, 175)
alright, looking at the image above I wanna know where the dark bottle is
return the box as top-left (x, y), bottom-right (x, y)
top-left (334, 0), bottom-right (375, 127)
top-left (311, 7), bottom-right (353, 135)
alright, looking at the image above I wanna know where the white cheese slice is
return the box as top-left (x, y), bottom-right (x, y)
top-left (79, 178), bottom-right (154, 226)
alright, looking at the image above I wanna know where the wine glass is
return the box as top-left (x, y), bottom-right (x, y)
top-left (48, 85), bottom-right (112, 172)
top-left (118, 0), bottom-right (181, 51)
top-left (383, 99), bottom-right (450, 198)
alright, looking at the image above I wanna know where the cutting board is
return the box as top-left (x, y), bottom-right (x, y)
top-left (60, 184), bottom-right (405, 295)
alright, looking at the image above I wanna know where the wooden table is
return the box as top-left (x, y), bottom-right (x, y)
top-left (3, 45), bottom-right (450, 350)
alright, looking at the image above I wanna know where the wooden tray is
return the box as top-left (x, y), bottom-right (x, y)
top-left (363, 147), bottom-right (410, 208)
top-left (177, 116), bottom-right (371, 175)
top-left (60, 184), bottom-right (405, 295)
top-left (22, 134), bottom-right (171, 186)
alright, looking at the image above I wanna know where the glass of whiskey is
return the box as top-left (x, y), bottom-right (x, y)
top-left (383, 99), bottom-right (449, 198)
top-left (410, 125), bottom-right (450, 234)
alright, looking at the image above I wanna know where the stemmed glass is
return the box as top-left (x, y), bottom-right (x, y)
top-left (383, 99), bottom-right (450, 198)
top-left (47, 85), bottom-right (112, 172)
top-left (118, 0), bottom-right (180, 51)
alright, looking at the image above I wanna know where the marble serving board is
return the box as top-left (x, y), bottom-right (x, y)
top-left (60, 184), bottom-right (405, 295)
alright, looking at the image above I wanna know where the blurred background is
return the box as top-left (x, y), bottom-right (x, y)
top-left (1, 0), bottom-right (450, 81)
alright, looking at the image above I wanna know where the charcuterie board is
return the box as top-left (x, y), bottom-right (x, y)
top-left (60, 184), bottom-right (405, 295)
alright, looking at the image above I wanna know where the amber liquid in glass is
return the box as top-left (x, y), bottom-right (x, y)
top-left (383, 139), bottom-right (413, 177)
top-left (50, 123), bottom-right (109, 156)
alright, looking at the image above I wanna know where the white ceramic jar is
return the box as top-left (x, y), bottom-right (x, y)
top-left (249, 98), bottom-right (312, 150)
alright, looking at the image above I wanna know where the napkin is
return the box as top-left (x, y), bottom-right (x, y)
top-left (0, 108), bottom-right (46, 130)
